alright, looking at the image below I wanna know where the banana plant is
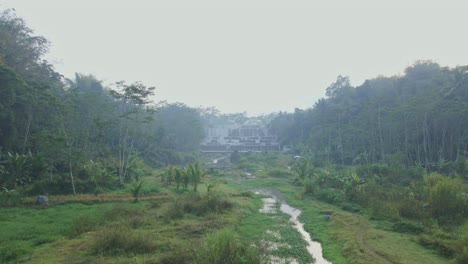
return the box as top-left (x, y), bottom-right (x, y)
top-left (186, 162), bottom-right (206, 192)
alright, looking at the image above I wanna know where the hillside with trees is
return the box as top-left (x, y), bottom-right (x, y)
top-left (0, 9), bottom-right (204, 195)
top-left (270, 62), bottom-right (468, 171)
top-left (267, 62), bottom-right (468, 263)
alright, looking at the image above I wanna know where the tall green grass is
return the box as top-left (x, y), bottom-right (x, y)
top-left (0, 203), bottom-right (112, 262)
top-left (92, 225), bottom-right (157, 255)
top-left (194, 228), bottom-right (260, 264)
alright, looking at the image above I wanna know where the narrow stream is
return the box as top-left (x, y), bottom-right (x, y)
top-left (254, 189), bottom-right (332, 264)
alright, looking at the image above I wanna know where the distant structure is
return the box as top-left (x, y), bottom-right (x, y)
top-left (200, 124), bottom-right (280, 153)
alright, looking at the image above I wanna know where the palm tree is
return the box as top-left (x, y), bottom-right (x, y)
top-left (187, 162), bottom-right (205, 192)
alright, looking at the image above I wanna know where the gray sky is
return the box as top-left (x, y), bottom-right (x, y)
top-left (2, 0), bottom-right (468, 115)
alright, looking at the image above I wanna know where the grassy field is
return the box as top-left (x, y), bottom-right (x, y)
top-left (0, 153), bottom-right (464, 263)
top-left (0, 184), bottom-right (252, 263)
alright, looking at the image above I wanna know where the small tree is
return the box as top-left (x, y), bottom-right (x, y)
top-left (0, 152), bottom-right (33, 190)
top-left (174, 167), bottom-right (184, 189)
top-left (161, 165), bottom-right (177, 186)
top-left (131, 180), bottom-right (144, 202)
top-left (293, 160), bottom-right (311, 184)
top-left (182, 169), bottom-right (190, 189)
top-left (187, 162), bottom-right (205, 192)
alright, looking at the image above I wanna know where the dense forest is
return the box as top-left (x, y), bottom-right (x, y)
top-left (270, 62), bottom-right (468, 172)
top-left (0, 9), bottom-right (205, 194)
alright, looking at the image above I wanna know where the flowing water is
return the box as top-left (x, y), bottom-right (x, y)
top-left (254, 189), bottom-right (332, 264)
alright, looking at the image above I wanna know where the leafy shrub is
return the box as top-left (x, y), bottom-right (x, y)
top-left (194, 228), bottom-right (260, 264)
top-left (236, 161), bottom-right (258, 172)
top-left (369, 200), bottom-right (400, 221)
top-left (455, 244), bottom-right (468, 264)
top-left (164, 192), bottom-right (234, 221)
top-left (183, 192), bottom-right (234, 216)
top-left (303, 179), bottom-right (315, 194)
top-left (397, 195), bottom-right (425, 220)
top-left (392, 221), bottom-right (424, 234)
top-left (341, 203), bottom-right (362, 213)
top-left (267, 168), bottom-right (293, 178)
top-left (418, 234), bottom-right (456, 257)
top-left (93, 225), bottom-right (157, 255)
top-left (131, 180), bottom-right (144, 202)
top-left (424, 173), bottom-right (467, 225)
top-left (0, 187), bottom-right (22, 206)
top-left (315, 188), bottom-right (343, 205)
top-left (0, 152), bottom-right (33, 190)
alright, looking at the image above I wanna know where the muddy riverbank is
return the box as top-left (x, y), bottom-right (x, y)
top-left (253, 189), bottom-right (332, 264)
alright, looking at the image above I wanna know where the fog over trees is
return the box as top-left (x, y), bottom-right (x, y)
top-left (270, 62), bottom-right (468, 170)
top-left (0, 10), bottom-right (205, 193)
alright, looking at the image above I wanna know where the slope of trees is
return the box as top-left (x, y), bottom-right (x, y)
top-left (0, 9), bottom-right (204, 194)
top-left (270, 61), bottom-right (468, 171)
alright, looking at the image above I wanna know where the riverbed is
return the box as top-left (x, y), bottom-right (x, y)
top-left (254, 189), bottom-right (332, 264)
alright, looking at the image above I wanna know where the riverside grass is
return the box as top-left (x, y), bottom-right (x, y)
top-left (0, 179), bottom-right (257, 263)
top-left (0, 153), bottom-right (462, 263)
top-left (229, 170), bottom-right (452, 264)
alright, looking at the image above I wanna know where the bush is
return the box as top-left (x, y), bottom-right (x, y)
top-left (93, 225), bottom-right (157, 255)
top-left (194, 229), bottom-right (260, 264)
top-left (0, 188), bottom-right (22, 206)
top-left (183, 192), bottom-right (234, 216)
top-left (315, 188), bottom-right (343, 205)
top-left (0, 241), bottom-right (32, 262)
top-left (397, 195), bottom-right (426, 220)
top-left (418, 234), bottom-right (456, 258)
top-left (303, 179), bottom-right (315, 194)
top-left (164, 192), bottom-right (234, 221)
top-left (341, 203), bottom-right (362, 213)
top-left (369, 200), bottom-right (400, 221)
top-left (164, 200), bottom-right (185, 221)
top-left (160, 243), bottom-right (195, 264)
top-left (68, 215), bottom-right (100, 238)
top-left (424, 174), bottom-right (467, 225)
top-left (392, 221), bottom-right (424, 234)
top-left (267, 168), bottom-right (293, 178)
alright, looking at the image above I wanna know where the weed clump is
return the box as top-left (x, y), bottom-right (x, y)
top-left (0, 241), bottom-right (31, 262)
top-left (194, 228), bottom-right (261, 264)
top-left (92, 225), bottom-right (157, 255)
top-left (103, 204), bottom-right (145, 221)
top-left (164, 192), bottom-right (234, 221)
top-left (68, 215), bottom-right (100, 237)
top-left (392, 221), bottom-right (424, 234)
top-left (184, 192), bottom-right (234, 216)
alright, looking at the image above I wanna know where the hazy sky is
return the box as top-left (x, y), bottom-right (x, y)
top-left (2, 0), bottom-right (468, 115)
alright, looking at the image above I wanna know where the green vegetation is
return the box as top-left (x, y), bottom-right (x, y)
top-left (0, 6), bottom-right (467, 264)
top-left (271, 62), bottom-right (468, 171)
top-left (0, 9), bottom-right (206, 196)
top-left (194, 228), bottom-right (261, 264)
